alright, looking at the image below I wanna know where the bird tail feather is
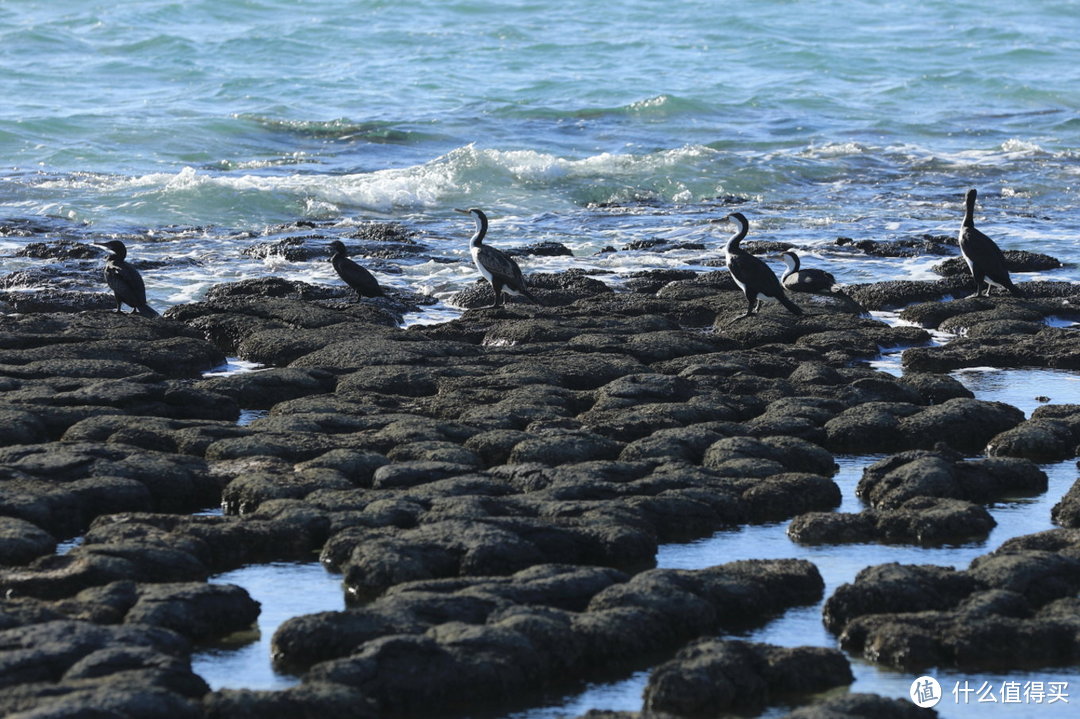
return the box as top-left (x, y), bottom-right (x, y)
top-left (136, 305), bottom-right (160, 318)
top-left (779, 294), bottom-right (803, 316)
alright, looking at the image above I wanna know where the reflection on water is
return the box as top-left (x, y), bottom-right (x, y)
top-left (192, 562), bottom-right (344, 691)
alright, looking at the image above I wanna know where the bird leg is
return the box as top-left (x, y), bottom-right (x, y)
top-left (487, 280), bottom-right (504, 309)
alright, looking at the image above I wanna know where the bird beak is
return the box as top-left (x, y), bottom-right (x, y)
top-left (454, 208), bottom-right (469, 215)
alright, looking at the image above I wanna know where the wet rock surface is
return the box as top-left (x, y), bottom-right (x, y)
top-left (780, 692), bottom-right (939, 718)
top-left (277, 559), bottom-right (823, 714)
top-left (789, 496), bottom-right (996, 546)
top-left (642, 639), bottom-right (852, 715)
top-left (1052, 476), bottom-right (1080, 528)
top-left (932, 250), bottom-right (1062, 276)
top-left (824, 529), bottom-right (1080, 670)
top-left (856, 449), bottom-right (1047, 509)
top-left (0, 269), bottom-right (1077, 717)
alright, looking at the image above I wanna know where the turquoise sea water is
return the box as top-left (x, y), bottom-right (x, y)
top-left (1, 0), bottom-right (1078, 312)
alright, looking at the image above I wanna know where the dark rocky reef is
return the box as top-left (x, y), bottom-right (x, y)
top-left (932, 250), bottom-right (1062, 277)
top-left (789, 496), bottom-right (996, 546)
top-left (824, 529), bottom-right (1080, 670)
top-left (0, 620), bottom-right (209, 718)
top-left (1, 259), bottom-right (1076, 717)
top-left (779, 693), bottom-right (939, 719)
top-left (448, 268), bottom-right (614, 309)
top-left (1051, 473), bottom-right (1080, 528)
top-left (855, 449), bottom-right (1046, 508)
top-left (836, 234), bottom-right (956, 258)
top-left (988, 404), bottom-right (1080, 462)
top-left (788, 448), bottom-right (1044, 547)
top-left (642, 639), bottom-right (852, 716)
top-left (241, 221), bottom-right (423, 262)
top-left (262, 559), bottom-right (822, 715)
top-left (896, 288), bottom-right (1080, 371)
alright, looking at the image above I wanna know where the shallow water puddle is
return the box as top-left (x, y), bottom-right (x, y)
top-left (201, 357), bottom-right (265, 378)
top-left (191, 562), bottom-right (344, 690)
top-left (513, 457), bottom-right (1079, 719)
top-left (953, 367), bottom-right (1080, 418)
top-left (237, 409), bottom-right (269, 426)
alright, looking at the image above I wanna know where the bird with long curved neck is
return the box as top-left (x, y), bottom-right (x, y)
top-left (93, 240), bottom-right (159, 318)
top-left (780, 250), bottom-right (837, 293)
top-left (959, 188), bottom-right (1021, 298)
top-left (329, 240), bottom-right (384, 298)
top-left (723, 212), bottom-right (802, 319)
top-left (455, 207), bottom-right (539, 308)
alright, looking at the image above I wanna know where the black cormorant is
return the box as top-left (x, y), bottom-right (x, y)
top-left (455, 208), bottom-right (539, 307)
top-left (93, 240), bottom-right (159, 317)
top-left (329, 240), bottom-right (383, 298)
top-left (723, 212), bottom-right (802, 319)
top-left (780, 250), bottom-right (837, 293)
top-left (959, 188), bottom-right (1021, 298)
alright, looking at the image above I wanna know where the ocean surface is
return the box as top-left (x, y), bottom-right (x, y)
top-left (1, 0), bottom-right (1078, 316)
top-left (4, 1), bottom-right (1080, 716)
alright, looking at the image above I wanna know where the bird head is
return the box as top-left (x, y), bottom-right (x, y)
top-left (93, 240), bottom-right (127, 258)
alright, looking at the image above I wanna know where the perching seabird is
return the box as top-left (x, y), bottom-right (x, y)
top-left (958, 188), bottom-right (1021, 298)
top-left (455, 208), bottom-right (539, 307)
top-left (780, 250), bottom-right (837, 293)
top-left (93, 240), bottom-right (159, 317)
top-left (329, 240), bottom-right (384, 298)
top-left (723, 212), bottom-right (802, 319)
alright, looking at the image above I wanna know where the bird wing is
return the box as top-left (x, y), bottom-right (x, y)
top-left (729, 253), bottom-right (786, 297)
top-left (105, 262), bottom-right (148, 308)
top-left (478, 246), bottom-right (527, 289)
top-left (785, 268), bottom-right (836, 291)
top-left (960, 227), bottom-right (1011, 277)
top-left (333, 255), bottom-right (383, 297)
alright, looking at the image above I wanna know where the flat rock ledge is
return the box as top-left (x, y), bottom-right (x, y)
top-left (894, 288), bottom-right (1080, 372)
top-left (642, 639), bottom-right (853, 716)
top-left (824, 528), bottom-right (1080, 670)
top-left (1052, 470), bottom-right (1080, 528)
top-left (988, 404), bottom-right (1080, 462)
top-left (789, 496), bottom-right (996, 546)
top-left (0, 620), bottom-right (211, 719)
top-left (788, 448), bottom-right (1045, 547)
top-left (212, 559), bottom-right (823, 716)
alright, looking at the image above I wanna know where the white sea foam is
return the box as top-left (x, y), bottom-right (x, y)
top-left (25, 144), bottom-right (725, 218)
top-left (1000, 138), bottom-right (1045, 155)
top-left (800, 142), bottom-right (867, 158)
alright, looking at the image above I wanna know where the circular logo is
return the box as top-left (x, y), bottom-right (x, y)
top-left (910, 675), bottom-right (942, 708)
